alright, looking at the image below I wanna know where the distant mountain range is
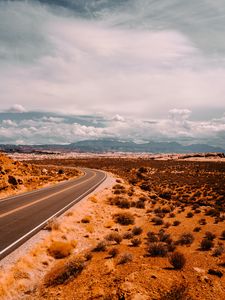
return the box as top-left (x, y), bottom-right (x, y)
top-left (0, 139), bottom-right (225, 154)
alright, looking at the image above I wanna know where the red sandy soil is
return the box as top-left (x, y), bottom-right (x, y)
top-left (20, 157), bottom-right (225, 300)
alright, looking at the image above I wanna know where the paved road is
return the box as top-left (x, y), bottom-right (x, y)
top-left (0, 168), bottom-right (106, 260)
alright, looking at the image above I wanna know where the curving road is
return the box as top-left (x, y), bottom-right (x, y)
top-left (0, 168), bottom-right (106, 260)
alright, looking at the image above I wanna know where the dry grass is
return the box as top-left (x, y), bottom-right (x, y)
top-left (48, 241), bottom-right (74, 259)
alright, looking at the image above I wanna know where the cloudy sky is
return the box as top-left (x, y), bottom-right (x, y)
top-left (0, 0), bottom-right (225, 146)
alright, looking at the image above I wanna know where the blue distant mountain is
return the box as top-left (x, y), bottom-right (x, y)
top-left (0, 139), bottom-right (224, 154)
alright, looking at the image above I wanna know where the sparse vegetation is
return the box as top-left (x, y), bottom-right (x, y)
top-left (147, 242), bottom-right (168, 257)
top-left (200, 238), bottom-right (214, 251)
top-left (169, 252), bottom-right (186, 270)
top-left (48, 241), bottom-right (74, 259)
top-left (178, 233), bottom-right (194, 246)
top-left (113, 212), bottom-right (135, 225)
top-left (117, 253), bottom-right (133, 264)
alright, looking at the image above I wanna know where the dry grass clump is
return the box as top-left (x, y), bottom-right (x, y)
top-left (132, 226), bottom-right (143, 236)
top-left (113, 212), bottom-right (135, 225)
top-left (204, 231), bottom-right (216, 241)
top-left (159, 283), bottom-right (191, 300)
top-left (213, 244), bottom-right (224, 257)
top-left (147, 242), bottom-right (168, 257)
top-left (193, 226), bottom-right (201, 232)
top-left (178, 233), bottom-right (194, 246)
top-left (105, 232), bottom-right (123, 244)
top-left (221, 230), bottom-right (225, 240)
top-left (169, 252), bottom-right (186, 270)
top-left (131, 237), bottom-right (142, 247)
top-left (123, 231), bottom-right (134, 240)
top-left (117, 252), bottom-right (133, 265)
top-left (44, 256), bottom-right (85, 287)
top-left (48, 241), bottom-right (74, 259)
top-left (44, 217), bottom-right (60, 231)
top-left (200, 238), bottom-right (214, 251)
top-left (151, 216), bottom-right (164, 225)
top-left (93, 240), bottom-right (107, 252)
top-left (108, 247), bottom-right (119, 258)
top-left (147, 231), bottom-right (158, 243)
top-left (81, 216), bottom-right (92, 223)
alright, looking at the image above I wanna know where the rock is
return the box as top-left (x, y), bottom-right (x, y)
top-left (208, 269), bottom-right (223, 278)
top-left (132, 293), bottom-right (148, 300)
top-left (194, 267), bottom-right (205, 273)
top-left (8, 175), bottom-right (18, 185)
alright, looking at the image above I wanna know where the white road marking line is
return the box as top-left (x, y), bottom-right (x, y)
top-left (0, 171), bottom-right (106, 258)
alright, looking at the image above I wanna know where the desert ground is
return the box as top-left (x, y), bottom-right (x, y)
top-left (0, 153), bottom-right (225, 299)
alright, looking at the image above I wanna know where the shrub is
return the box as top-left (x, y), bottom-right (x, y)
top-left (108, 247), bottom-right (119, 258)
top-left (200, 238), bottom-right (214, 251)
top-left (132, 226), bottom-right (143, 236)
top-left (117, 198), bottom-right (131, 209)
top-left (147, 242), bottom-right (168, 257)
top-left (193, 227), bottom-right (201, 232)
top-left (159, 192), bottom-right (172, 200)
top-left (81, 216), bottom-right (91, 223)
top-left (159, 283), bottom-right (190, 300)
top-left (164, 222), bottom-right (171, 228)
top-left (114, 212), bottom-right (135, 225)
top-left (152, 217), bottom-right (164, 225)
top-left (84, 252), bottom-right (93, 261)
top-left (147, 231), bottom-right (158, 243)
top-left (212, 245), bottom-right (224, 257)
top-left (178, 233), bottom-right (194, 246)
top-left (93, 241), bottom-right (107, 252)
top-left (105, 233), bottom-right (123, 244)
top-left (199, 218), bottom-right (207, 225)
top-left (44, 257), bottom-right (85, 287)
top-left (131, 238), bottom-right (142, 247)
top-left (117, 253), bottom-right (133, 265)
top-left (135, 200), bottom-right (145, 209)
top-left (186, 212), bottom-right (194, 218)
top-left (44, 218), bottom-right (60, 231)
top-left (173, 220), bottom-right (181, 226)
top-left (123, 232), bottom-right (134, 239)
top-left (221, 230), bottom-right (225, 240)
top-left (169, 252), bottom-right (186, 270)
top-left (204, 231), bottom-right (216, 241)
top-left (48, 241), bottom-right (73, 259)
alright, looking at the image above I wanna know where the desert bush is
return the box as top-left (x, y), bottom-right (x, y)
top-left (169, 252), bottom-right (186, 270)
top-left (147, 242), bottom-right (168, 257)
top-left (186, 212), bottom-right (194, 218)
top-left (81, 216), bottom-right (91, 223)
top-left (44, 218), bottom-right (60, 231)
top-left (199, 218), bottom-right (207, 225)
top-left (131, 238), bottom-right (142, 247)
top-left (159, 283), bottom-right (191, 300)
top-left (135, 200), bottom-right (145, 209)
top-left (212, 244), bottom-right (224, 257)
top-left (221, 230), bottom-right (225, 240)
top-left (105, 232), bottom-right (123, 244)
top-left (200, 238), bottom-right (214, 251)
top-left (108, 247), bottom-right (119, 258)
top-left (204, 231), bottom-right (216, 241)
top-left (173, 220), bottom-right (181, 226)
top-left (193, 227), bottom-right (201, 232)
top-left (48, 241), bottom-right (73, 259)
top-left (159, 192), bottom-right (172, 200)
top-left (93, 241), bottom-right (107, 252)
top-left (132, 226), bottom-right (143, 236)
top-left (84, 252), bottom-right (93, 261)
top-left (205, 208), bottom-right (219, 217)
top-left (117, 253), bottom-right (133, 265)
top-left (44, 257), bottom-right (85, 287)
top-left (169, 213), bottom-right (175, 219)
top-left (178, 233), bottom-right (194, 246)
top-left (152, 217), bottom-right (164, 225)
top-left (123, 232), bottom-right (134, 239)
top-left (159, 232), bottom-right (172, 244)
top-left (147, 231), bottom-right (158, 243)
top-left (164, 222), bottom-right (171, 228)
top-left (113, 212), bottom-right (135, 225)
top-left (117, 198), bottom-right (131, 209)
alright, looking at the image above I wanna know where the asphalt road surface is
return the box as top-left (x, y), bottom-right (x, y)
top-left (0, 168), bottom-right (106, 260)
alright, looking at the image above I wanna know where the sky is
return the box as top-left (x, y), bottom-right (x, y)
top-left (0, 0), bottom-right (225, 146)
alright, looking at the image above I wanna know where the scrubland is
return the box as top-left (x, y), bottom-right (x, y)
top-left (1, 156), bottom-right (225, 299)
